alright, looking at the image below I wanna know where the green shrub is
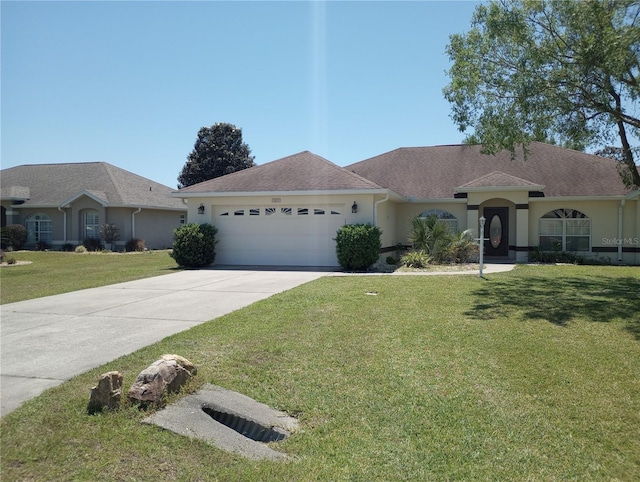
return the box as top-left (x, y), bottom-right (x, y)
top-left (6, 256), bottom-right (16, 265)
top-left (83, 238), bottom-right (104, 252)
top-left (61, 243), bottom-right (75, 252)
top-left (125, 238), bottom-right (146, 252)
top-left (334, 224), bottom-right (382, 271)
top-left (170, 223), bottom-right (218, 268)
top-left (400, 250), bottom-right (432, 268)
top-left (385, 256), bottom-right (398, 265)
top-left (530, 249), bottom-right (585, 264)
top-left (1, 224), bottom-right (27, 250)
top-left (441, 229), bottom-right (479, 263)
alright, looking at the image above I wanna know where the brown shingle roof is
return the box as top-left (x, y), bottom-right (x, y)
top-left (347, 142), bottom-right (629, 198)
top-left (177, 151), bottom-right (384, 193)
top-left (1, 162), bottom-right (185, 209)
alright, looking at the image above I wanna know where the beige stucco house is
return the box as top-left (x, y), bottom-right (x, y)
top-left (1, 162), bottom-right (187, 250)
top-left (174, 143), bottom-right (639, 266)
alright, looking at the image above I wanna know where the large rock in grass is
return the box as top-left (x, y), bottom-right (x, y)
top-left (88, 371), bottom-right (123, 414)
top-left (128, 354), bottom-right (197, 405)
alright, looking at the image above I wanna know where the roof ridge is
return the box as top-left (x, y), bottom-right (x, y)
top-left (102, 162), bottom-right (126, 204)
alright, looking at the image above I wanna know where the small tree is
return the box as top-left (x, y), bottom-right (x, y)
top-left (170, 223), bottom-right (218, 268)
top-left (334, 224), bottom-right (382, 271)
top-left (99, 223), bottom-right (120, 249)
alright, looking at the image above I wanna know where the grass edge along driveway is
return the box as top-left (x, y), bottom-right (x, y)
top-left (1, 264), bottom-right (639, 480)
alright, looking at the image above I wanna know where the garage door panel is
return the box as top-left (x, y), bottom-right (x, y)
top-left (214, 205), bottom-right (343, 266)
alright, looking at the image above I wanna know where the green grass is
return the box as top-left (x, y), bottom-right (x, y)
top-left (1, 265), bottom-right (639, 480)
top-left (0, 251), bottom-right (179, 304)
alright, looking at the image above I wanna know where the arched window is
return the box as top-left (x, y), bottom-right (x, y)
top-left (84, 210), bottom-right (100, 239)
top-left (25, 213), bottom-right (52, 245)
top-left (419, 209), bottom-right (458, 232)
top-left (539, 209), bottom-right (590, 251)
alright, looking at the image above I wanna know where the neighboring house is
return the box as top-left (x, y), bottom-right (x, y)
top-left (1, 162), bottom-right (187, 250)
top-left (174, 143), bottom-right (639, 266)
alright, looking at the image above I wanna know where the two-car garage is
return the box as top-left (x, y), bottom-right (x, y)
top-left (212, 203), bottom-right (345, 266)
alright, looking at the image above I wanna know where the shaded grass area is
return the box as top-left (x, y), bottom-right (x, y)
top-left (0, 251), bottom-right (179, 304)
top-left (467, 264), bottom-right (640, 337)
top-left (1, 265), bottom-right (639, 480)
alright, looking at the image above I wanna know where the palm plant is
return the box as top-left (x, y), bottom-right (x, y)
top-left (442, 229), bottom-right (478, 263)
top-left (408, 215), bottom-right (452, 262)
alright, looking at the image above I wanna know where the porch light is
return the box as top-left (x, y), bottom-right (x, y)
top-left (352, 201), bottom-right (358, 214)
top-left (479, 216), bottom-right (486, 278)
top-left (198, 204), bottom-right (205, 215)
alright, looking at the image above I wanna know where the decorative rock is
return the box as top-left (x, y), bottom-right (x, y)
top-left (87, 371), bottom-right (123, 414)
top-left (128, 354), bottom-right (196, 405)
top-left (161, 354), bottom-right (197, 376)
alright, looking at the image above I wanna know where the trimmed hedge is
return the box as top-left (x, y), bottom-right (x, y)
top-left (335, 224), bottom-right (382, 271)
top-left (170, 223), bottom-right (218, 268)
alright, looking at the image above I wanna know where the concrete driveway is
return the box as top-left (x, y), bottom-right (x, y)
top-left (0, 268), bottom-right (331, 417)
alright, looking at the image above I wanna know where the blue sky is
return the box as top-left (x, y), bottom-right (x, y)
top-left (2, 1), bottom-right (480, 188)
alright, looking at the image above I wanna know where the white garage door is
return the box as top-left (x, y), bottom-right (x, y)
top-left (213, 204), bottom-right (344, 266)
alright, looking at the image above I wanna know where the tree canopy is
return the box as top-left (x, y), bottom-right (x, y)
top-left (443, 0), bottom-right (640, 188)
top-left (177, 123), bottom-right (255, 189)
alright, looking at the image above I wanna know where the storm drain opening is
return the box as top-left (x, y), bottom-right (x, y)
top-left (202, 405), bottom-right (288, 443)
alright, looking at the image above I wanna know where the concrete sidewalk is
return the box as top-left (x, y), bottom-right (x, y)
top-left (0, 268), bottom-right (331, 416)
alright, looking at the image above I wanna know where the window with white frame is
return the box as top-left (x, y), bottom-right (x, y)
top-left (419, 209), bottom-right (458, 232)
top-left (84, 210), bottom-right (100, 239)
top-left (539, 209), bottom-right (590, 251)
top-left (25, 213), bottom-right (52, 245)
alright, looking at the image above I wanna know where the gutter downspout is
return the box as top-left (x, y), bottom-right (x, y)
top-left (374, 194), bottom-right (389, 227)
top-left (618, 199), bottom-right (625, 262)
top-left (132, 207), bottom-right (142, 240)
top-left (58, 206), bottom-right (67, 243)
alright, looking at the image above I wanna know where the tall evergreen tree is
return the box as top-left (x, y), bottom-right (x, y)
top-left (177, 122), bottom-right (255, 189)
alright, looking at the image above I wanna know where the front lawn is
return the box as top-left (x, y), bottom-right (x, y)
top-left (1, 265), bottom-right (639, 480)
top-left (0, 251), bottom-right (179, 304)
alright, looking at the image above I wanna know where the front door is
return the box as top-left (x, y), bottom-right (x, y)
top-left (483, 207), bottom-right (509, 256)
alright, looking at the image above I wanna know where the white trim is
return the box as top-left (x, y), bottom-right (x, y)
top-left (455, 185), bottom-right (544, 193)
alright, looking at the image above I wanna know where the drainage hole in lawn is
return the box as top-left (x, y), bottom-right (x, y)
top-left (202, 405), bottom-right (288, 443)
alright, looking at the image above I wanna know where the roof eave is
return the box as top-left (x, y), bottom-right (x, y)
top-left (454, 185), bottom-right (545, 193)
top-left (405, 197), bottom-right (469, 203)
top-left (172, 188), bottom-right (393, 198)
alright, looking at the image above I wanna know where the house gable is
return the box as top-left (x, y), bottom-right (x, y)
top-left (455, 171), bottom-right (545, 193)
top-left (176, 151), bottom-right (386, 194)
